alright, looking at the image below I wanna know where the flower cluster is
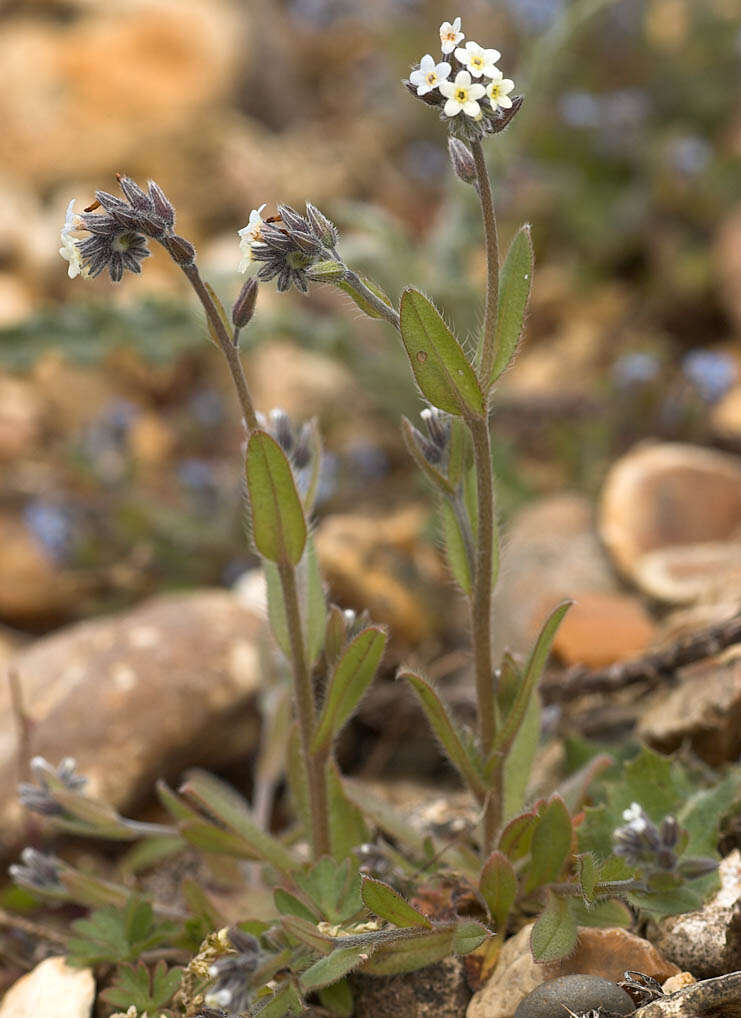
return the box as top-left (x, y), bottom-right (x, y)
top-left (237, 201), bottom-right (339, 292)
top-left (18, 755), bottom-right (87, 817)
top-left (204, 927), bottom-right (260, 1014)
top-left (9, 848), bottom-right (64, 895)
top-left (406, 16), bottom-right (521, 142)
top-left (612, 802), bottom-right (716, 882)
top-left (58, 176), bottom-right (183, 282)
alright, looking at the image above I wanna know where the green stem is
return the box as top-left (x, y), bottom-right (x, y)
top-left (178, 260), bottom-right (260, 432)
top-left (278, 561), bottom-right (331, 859)
top-left (341, 267), bottom-right (401, 332)
top-left (468, 414), bottom-right (498, 855)
top-left (471, 141), bottom-right (500, 389)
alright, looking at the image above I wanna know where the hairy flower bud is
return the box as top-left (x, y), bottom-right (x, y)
top-left (306, 259), bottom-right (346, 282)
top-left (448, 138), bottom-right (477, 184)
top-left (147, 179), bottom-right (176, 227)
top-left (305, 202), bottom-right (338, 247)
top-left (232, 277), bottom-right (258, 327)
top-left (167, 234), bottom-right (196, 266)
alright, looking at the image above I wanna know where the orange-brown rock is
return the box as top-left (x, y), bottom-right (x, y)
top-left (467, 924), bottom-right (679, 1018)
top-left (0, 513), bottom-right (81, 625)
top-left (0, 590), bottom-right (265, 860)
top-left (553, 591), bottom-right (655, 667)
top-left (599, 443), bottom-right (741, 603)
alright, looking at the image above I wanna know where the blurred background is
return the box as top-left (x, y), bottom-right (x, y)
top-left (0, 0), bottom-right (739, 653)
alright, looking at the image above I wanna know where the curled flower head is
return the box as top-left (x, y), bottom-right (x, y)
top-left (238, 203), bottom-right (267, 272)
top-left (486, 71), bottom-right (515, 110)
top-left (243, 202), bottom-right (338, 293)
top-left (19, 756), bottom-right (88, 817)
top-left (613, 803), bottom-right (678, 871)
top-left (439, 70), bottom-right (486, 118)
top-left (59, 200), bottom-right (85, 279)
top-left (9, 848), bottom-right (64, 894)
top-left (204, 927), bottom-right (260, 1015)
top-left (454, 40), bottom-right (501, 78)
top-left (440, 17), bottom-right (464, 55)
top-left (409, 54), bottom-right (451, 96)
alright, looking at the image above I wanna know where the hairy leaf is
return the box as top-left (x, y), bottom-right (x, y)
top-left (530, 891), bottom-right (577, 963)
top-left (246, 430), bottom-right (307, 565)
top-left (361, 877), bottom-right (432, 928)
top-left (313, 627), bottom-right (387, 752)
top-left (479, 851), bottom-right (517, 933)
top-left (488, 225), bottom-right (534, 385)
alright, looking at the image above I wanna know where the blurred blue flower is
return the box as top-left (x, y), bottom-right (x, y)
top-left (669, 135), bottom-right (711, 176)
top-left (24, 499), bottom-right (75, 563)
top-left (682, 350), bottom-right (737, 402)
top-left (189, 388), bottom-right (225, 427)
top-left (559, 91), bottom-right (601, 129)
top-left (612, 352), bottom-right (660, 387)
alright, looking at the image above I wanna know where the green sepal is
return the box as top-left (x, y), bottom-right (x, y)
top-left (400, 288), bottom-right (485, 417)
top-left (246, 430), bottom-right (307, 565)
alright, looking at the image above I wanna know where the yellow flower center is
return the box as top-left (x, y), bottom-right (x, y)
top-left (490, 85), bottom-right (501, 99)
top-left (471, 54), bottom-right (484, 70)
top-left (426, 71), bottom-right (437, 85)
top-left (456, 88), bottom-right (468, 101)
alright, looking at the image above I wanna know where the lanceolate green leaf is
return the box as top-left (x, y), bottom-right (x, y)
top-left (360, 927), bottom-right (455, 976)
top-left (524, 795), bottom-right (573, 894)
top-left (180, 769), bottom-right (298, 874)
top-left (530, 891), bottom-right (577, 963)
top-left (361, 877), bottom-right (432, 929)
top-left (312, 627), bottom-right (387, 752)
top-left (487, 601), bottom-right (571, 774)
top-left (452, 920), bottom-right (489, 955)
top-left (328, 762), bottom-right (370, 860)
top-left (400, 288), bottom-right (485, 417)
top-left (400, 670), bottom-right (486, 800)
top-left (488, 225), bottom-right (534, 386)
top-left (479, 851), bottom-right (517, 933)
top-left (300, 943), bottom-right (376, 992)
top-left (246, 430), bottom-right (307, 565)
top-left (440, 498), bottom-right (473, 595)
top-left (303, 536), bottom-right (326, 666)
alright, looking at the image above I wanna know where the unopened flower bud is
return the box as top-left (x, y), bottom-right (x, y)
top-left (167, 234), bottom-right (196, 266)
top-left (232, 277), bottom-right (258, 327)
top-left (448, 138), bottom-right (476, 184)
top-left (306, 259), bottom-right (346, 282)
top-left (148, 180), bottom-right (175, 227)
top-left (305, 202), bottom-right (338, 247)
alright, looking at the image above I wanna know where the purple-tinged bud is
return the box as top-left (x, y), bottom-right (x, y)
top-left (305, 202), bottom-right (338, 247)
top-left (277, 204), bottom-right (307, 235)
top-left (232, 277), bottom-right (258, 327)
top-left (148, 180), bottom-right (175, 228)
top-left (448, 138), bottom-right (476, 184)
top-left (660, 816), bottom-right (680, 849)
top-left (117, 174), bottom-right (154, 212)
top-left (489, 95), bottom-right (524, 135)
top-left (167, 234), bottom-right (196, 266)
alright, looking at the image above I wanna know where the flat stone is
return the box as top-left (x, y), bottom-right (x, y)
top-left (599, 443), bottom-right (741, 603)
top-left (553, 591), bottom-right (656, 667)
top-left (513, 975), bottom-right (634, 1018)
top-left (492, 494), bottom-right (618, 659)
top-left (638, 649), bottom-right (741, 765)
top-left (650, 850), bottom-right (741, 978)
top-left (467, 924), bottom-right (679, 1018)
top-left (0, 590), bottom-right (265, 860)
top-left (0, 956), bottom-right (94, 1018)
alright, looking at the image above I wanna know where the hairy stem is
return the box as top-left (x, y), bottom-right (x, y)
top-left (177, 259), bottom-right (260, 432)
top-left (278, 561), bottom-right (331, 859)
top-left (468, 414), bottom-right (499, 855)
top-left (341, 268), bottom-right (401, 332)
top-left (472, 141), bottom-right (500, 388)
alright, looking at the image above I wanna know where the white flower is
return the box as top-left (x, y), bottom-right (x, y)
top-left (439, 17), bottom-right (464, 55)
top-left (622, 802), bottom-right (643, 822)
top-left (454, 40), bottom-right (501, 78)
top-left (238, 202), bottom-right (267, 272)
top-left (438, 70), bottom-right (486, 118)
top-left (59, 199), bottom-right (85, 279)
top-left (409, 54), bottom-right (451, 96)
top-left (486, 70), bottom-right (515, 110)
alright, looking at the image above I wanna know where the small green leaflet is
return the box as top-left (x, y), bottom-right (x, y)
top-left (101, 960), bottom-right (182, 1012)
top-left (487, 225), bottom-right (534, 386)
top-left (246, 430), bottom-right (307, 565)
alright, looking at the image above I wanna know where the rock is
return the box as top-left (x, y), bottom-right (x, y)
top-left (0, 374), bottom-right (45, 461)
top-left (0, 512), bottom-right (81, 625)
top-left (513, 975), bottom-right (634, 1018)
top-left (315, 506), bottom-right (446, 648)
top-left (650, 850), bottom-right (741, 978)
top-left (553, 591), bottom-right (656, 667)
top-left (352, 955), bottom-right (470, 1018)
top-left (0, 956), bottom-right (94, 1018)
top-left (712, 385), bottom-right (741, 442)
top-left (599, 443), bottom-right (741, 603)
top-left (633, 972), bottom-right (741, 1018)
top-left (637, 648), bottom-right (741, 765)
top-left (492, 494), bottom-right (619, 659)
top-left (467, 924), bottom-right (679, 1018)
top-left (0, 590), bottom-right (265, 859)
top-left (662, 973), bottom-right (696, 993)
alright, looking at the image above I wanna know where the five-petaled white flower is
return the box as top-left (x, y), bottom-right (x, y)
top-left (454, 40), bottom-right (501, 78)
top-left (439, 70), bottom-right (486, 118)
top-left (439, 17), bottom-right (464, 55)
top-left (59, 199), bottom-right (85, 279)
top-left (410, 54), bottom-right (451, 96)
top-left (238, 203), bottom-right (267, 272)
top-left (486, 71), bottom-right (515, 110)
